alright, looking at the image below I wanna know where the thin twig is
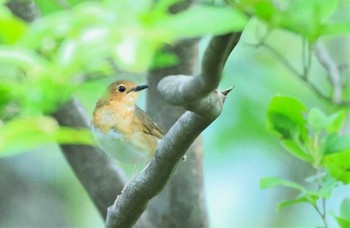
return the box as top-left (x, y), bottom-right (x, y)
top-left (314, 41), bottom-right (343, 105)
top-left (250, 39), bottom-right (350, 108)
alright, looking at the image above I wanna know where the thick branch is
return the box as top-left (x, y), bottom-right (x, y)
top-left (105, 30), bottom-right (240, 226)
top-left (158, 32), bottom-right (241, 105)
top-left (105, 90), bottom-right (230, 227)
top-left (52, 98), bottom-right (127, 219)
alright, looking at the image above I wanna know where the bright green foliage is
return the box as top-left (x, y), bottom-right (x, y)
top-left (0, 0), bottom-right (248, 157)
top-left (335, 198), bottom-right (350, 228)
top-left (263, 95), bottom-right (350, 226)
top-left (260, 175), bottom-right (338, 211)
top-left (0, 6), bottom-right (27, 44)
top-left (0, 116), bottom-right (94, 157)
top-left (229, 0), bottom-right (350, 42)
top-left (324, 149), bottom-right (350, 184)
top-left (266, 95), bottom-right (310, 162)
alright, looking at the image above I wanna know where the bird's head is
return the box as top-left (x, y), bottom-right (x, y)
top-left (97, 80), bottom-right (149, 108)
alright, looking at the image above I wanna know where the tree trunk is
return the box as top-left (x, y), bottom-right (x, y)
top-left (146, 39), bottom-right (208, 227)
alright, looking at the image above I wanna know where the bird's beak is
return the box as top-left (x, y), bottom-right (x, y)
top-left (128, 85), bottom-right (149, 93)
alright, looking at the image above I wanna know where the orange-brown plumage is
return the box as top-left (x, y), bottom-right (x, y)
top-left (91, 80), bottom-right (162, 163)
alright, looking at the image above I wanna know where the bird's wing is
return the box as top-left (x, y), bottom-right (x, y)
top-left (135, 106), bottom-right (163, 139)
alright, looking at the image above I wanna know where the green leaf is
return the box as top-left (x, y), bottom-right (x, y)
top-left (156, 6), bottom-right (248, 39)
top-left (308, 109), bottom-right (346, 134)
top-left (0, 116), bottom-right (94, 157)
top-left (254, 0), bottom-right (276, 21)
top-left (260, 177), bottom-right (321, 211)
top-left (150, 51), bottom-right (179, 69)
top-left (276, 0), bottom-right (339, 41)
top-left (327, 111), bottom-right (346, 133)
top-left (336, 200), bottom-right (350, 228)
top-left (321, 22), bottom-right (350, 36)
top-left (324, 134), bottom-right (350, 154)
top-left (308, 108), bottom-right (328, 133)
top-left (266, 95), bottom-right (307, 140)
top-left (0, 7), bottom-right (27, 44)
top-left (281, 139), bottom-right (312, 162)
top-left (34, 0), bottom-right (95, 15)
top-left (260, 177), bottom-right (306, 192)
top-left (34, 0), bottom-right (65, 15)
top-left (316, 176), bottom-right (338, 199)
top-left (323, 149), bottom-right (350, 183)
top-left (340, 198), bottom-right (350, 219)
top-left (277, 195), bottom-right (318, 211)
top-left (336, 216), bottom-right (350, 228)
top-left (0, 46), bottom-right (50, 75)
top-left (54, 127), bottom-right (94, 145)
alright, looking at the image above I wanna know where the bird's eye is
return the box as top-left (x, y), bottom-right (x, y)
top-left (118, 86), bottom-right (126, 93)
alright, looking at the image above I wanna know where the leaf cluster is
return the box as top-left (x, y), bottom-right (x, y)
top-left (0, 0), bottom-right (247, 156)
top-left (262, 95), bottom-right (350, 226)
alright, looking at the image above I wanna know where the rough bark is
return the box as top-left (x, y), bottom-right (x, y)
top-left (146, 39), bottom-right (208, 228)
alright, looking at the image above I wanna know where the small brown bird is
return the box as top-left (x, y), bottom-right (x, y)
top-left (91, 80), bottom-right (163, 165)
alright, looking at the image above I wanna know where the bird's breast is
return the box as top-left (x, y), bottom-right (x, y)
top-left (91, 124), bottom-right (150, 163)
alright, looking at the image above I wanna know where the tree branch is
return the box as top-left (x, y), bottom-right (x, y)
top-left (105, 32), bottom-right (240, 227)
top-left (106, 93), bottom-right (230, 227)
top-left (52, 98), bottom-right (127, 219)
top-left (314, 41), bottom-right (342, 104)
top-left (158, 33), bottom-right (241, 105)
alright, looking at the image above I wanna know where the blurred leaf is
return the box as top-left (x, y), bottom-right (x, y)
top-left (323, 149), bottom-right (350, 183)
top-left (266, 95), bottom-right (307, 140)
top-left (54, 127), bottom-right (94, 145)
top-left (34, 0), bottom-right (97, 15)
top-left (0, 116), bottom-right (94, 157)
top-left (336, 217), bottom-right (350, 228)
top-left (340, 198), bottom-right (350, 219)
top-left (308, 108), bottom-right (346, 134)
top-left (0, 7), bottom-right (27, 44)
top-left (327, 111), bottom-right (346, 133)
top-left (316, 176), bottom-right (338, 199)
top-left (321, 22), bottom-right (350, 36)
top-left (113, 36), bottom-right (159, 73)
top-left (34, 0), bottom-right (65, 15)
top-left (336, 199), bottom-right (350, 228)
top-left (156, 6), bottom-right (248, 39)
top-left (324, 134), bottom-right (350, 155)
top-left (253, 0), bottom-right (276, 21)
top-left (153, 0), bottom-right (180, 13)
top-left (260, 176), bottom-right (306, 192)
top-left (308, 108), bottom-right (328, 133)
top-left (277, 194), bottom-right (318, 211)
top-left (281, 139), bottom-right (312, 162)
top-left (0, 46), bottom-right (50, 76)
top-left (276, 0), bottom-right (339, 41)
top-left (150, 50), bottom-right (179, 69)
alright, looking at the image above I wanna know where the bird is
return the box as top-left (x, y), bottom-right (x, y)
top-left (91, 80), bottom-right (163, 171)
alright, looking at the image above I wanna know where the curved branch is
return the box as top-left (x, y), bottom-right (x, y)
top-left (158, 32), bottom-right (241, 105)
top-left (105, 32), bottom-right (239, 228)
top-left (105, 90), bottom-right (231, 227)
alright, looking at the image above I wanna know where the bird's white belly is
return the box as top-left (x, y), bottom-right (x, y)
top-left (91, 125), bottom-right (148, 163)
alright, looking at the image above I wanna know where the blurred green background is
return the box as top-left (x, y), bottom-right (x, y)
top-left (1, 0), bottom-right (350, 227)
